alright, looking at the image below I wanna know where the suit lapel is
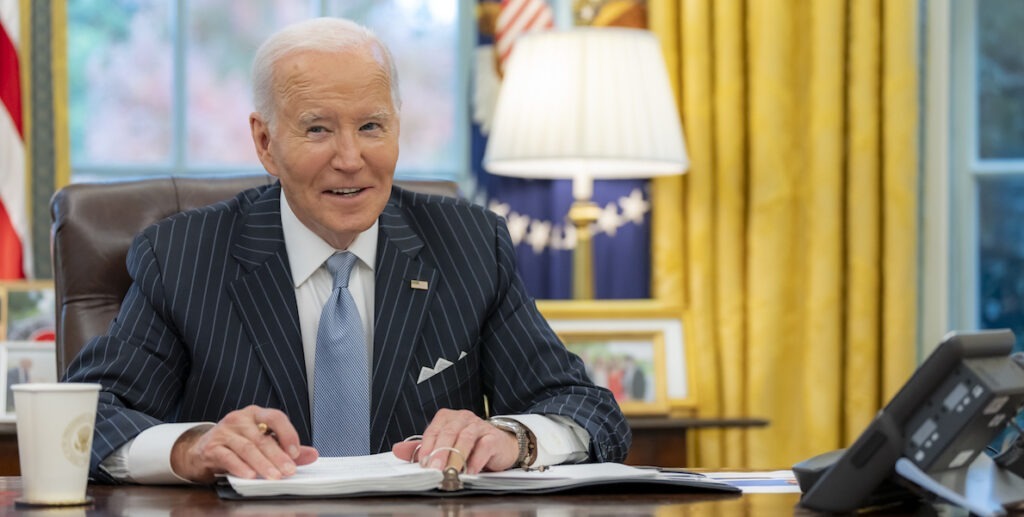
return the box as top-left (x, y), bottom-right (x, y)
top-left (371, 197), bottom-right (438, 450)
top-left (226, 184), bottom-right (312, 444)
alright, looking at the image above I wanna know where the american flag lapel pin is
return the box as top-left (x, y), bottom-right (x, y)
top-left (410, 279), bottom-right (429, 290)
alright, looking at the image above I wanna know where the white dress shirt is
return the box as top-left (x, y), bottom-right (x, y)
top-left (100, 190), bottom-right (588, 483)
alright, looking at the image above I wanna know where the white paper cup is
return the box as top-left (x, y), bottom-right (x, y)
top-left (12, 383), bottom-right (102, 506)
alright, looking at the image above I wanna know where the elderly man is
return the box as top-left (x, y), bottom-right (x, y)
top-left (64, 17), bottom-right (629, 485)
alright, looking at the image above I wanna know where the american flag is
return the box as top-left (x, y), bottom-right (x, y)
top-left (494, 0), bottom-right (553, 74)
top-left (0, 0), bottom-right (27, 279)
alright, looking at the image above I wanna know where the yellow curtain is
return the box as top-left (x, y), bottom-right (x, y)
top-left (649, 0), bottom-right (919, 468)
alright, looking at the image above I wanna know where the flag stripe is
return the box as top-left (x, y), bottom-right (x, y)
top-left (0, 204), bottom-right (22, 278)
top-left (495, 0), bottom-right (532, 39)
top-left (0, 0), bottom-right (26, 280)
top-left (498, 6), bottom-right (551, 63)
top-left (495, 0), bottom-right (542, 56)
top-left (0, 11), bottom-right (21, 136)
top-left (494, 0), bottom-right (553, 72)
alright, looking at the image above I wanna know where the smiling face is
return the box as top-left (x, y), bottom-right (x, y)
top-left (250, 46), bottom-right (400, 250)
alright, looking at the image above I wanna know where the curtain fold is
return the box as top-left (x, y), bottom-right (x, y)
top-left (650, 0), bottom-right (919, 468)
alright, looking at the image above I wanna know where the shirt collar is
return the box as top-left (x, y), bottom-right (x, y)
top-left (280, 189), bottom-right (378, 288)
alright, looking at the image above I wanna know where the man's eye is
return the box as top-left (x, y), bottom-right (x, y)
top-left (308, 126), bottom-right (327, 134)
top-left (360, 122), bottom-right (382, 131)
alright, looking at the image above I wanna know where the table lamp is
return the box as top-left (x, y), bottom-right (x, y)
top-left (483, 27), bottom-right (689, 299)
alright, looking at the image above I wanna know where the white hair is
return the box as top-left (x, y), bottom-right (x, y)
top-left (251, 17), bottom-right (401, 126)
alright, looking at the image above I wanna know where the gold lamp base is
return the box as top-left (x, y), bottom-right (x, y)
top-left (568, 200), bottom-right (602, 300)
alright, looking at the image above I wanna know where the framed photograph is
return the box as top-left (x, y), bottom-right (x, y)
top-left (550, 317), bottom-right (692, 416)
top-left (560, 330), bottom-right (669, 415)
top-left (2, 341), bottom-right (58, 416)
top-left (0, 281), bottom-right (57, 342)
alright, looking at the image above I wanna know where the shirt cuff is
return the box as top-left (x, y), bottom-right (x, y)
top-left (126, 422), bottom-right (215, 484)
top-left (502, 414), bottom-right (591, 467)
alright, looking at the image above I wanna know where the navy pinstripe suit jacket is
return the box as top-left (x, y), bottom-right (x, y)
top-left (64, 183), bottom-right (630, 482)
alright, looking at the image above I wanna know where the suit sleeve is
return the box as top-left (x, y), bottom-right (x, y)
top-left (63, 230), bottom-right (190, 483)
top-left (480, 215), bottom-right (631, 463)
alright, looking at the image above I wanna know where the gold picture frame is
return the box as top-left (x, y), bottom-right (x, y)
top-left (560, 330), bottom-right (669, 416)
top-left (0, 280), bottom-right (56, 342)
top-left (2, 340), bottom-right (58, 417)
top-left (551, 317), bottom-right (694, 417)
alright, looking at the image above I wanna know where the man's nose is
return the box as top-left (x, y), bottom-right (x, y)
top-left (330, 133), bottom-right (364, 171)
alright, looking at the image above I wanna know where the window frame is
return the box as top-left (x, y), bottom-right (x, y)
top-left (924, 0), bottom-right (1024, 356)
top-left (68, 0), bottom-right (472, 183)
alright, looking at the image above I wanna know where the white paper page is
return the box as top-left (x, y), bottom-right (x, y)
top-left (462, 462), bottom-right (658, 490)
top-left (228, 452), bottom-right (443, 496)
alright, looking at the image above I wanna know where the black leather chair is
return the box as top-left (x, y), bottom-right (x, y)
top-left (49, 175), bottom-right (457, 376)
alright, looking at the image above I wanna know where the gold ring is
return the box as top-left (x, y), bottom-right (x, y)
top-left (257, 422), bottom-right (270, 435)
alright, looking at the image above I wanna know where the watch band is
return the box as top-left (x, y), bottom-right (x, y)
top-left (488, 417), bottom-right (537, 468)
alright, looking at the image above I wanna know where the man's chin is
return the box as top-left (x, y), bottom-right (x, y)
top-left (313, 219), bottom-right (376, 249)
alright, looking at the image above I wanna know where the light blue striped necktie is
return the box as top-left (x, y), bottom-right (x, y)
top-left (312, 251), bottom-right (370, 456)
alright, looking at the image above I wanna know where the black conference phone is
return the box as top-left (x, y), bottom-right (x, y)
top-left (794, 329), bottom-right (1024, 515)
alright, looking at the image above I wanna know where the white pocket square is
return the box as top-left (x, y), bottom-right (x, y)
top-left (417, 358), bottom-right (454, 384)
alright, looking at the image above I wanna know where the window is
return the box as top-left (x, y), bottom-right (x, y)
top-left (973, 0), bottom-right (1024, 346)
top-left (66, 0), bottom-right (466, 182)
top-left (931, 0), bottom-right (1024, 349)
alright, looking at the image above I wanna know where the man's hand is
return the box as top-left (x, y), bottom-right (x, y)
top-left (391, 409), bottom-right (518, 474)
top-left (170, 405), bottom-right (318, 484)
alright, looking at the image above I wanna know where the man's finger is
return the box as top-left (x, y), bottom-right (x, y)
top-left (253, 433), bottom-right (297, 477)
top-left (294, 445), bottom-right (319, 466)
top-left (425, 424), bottom-right (463, 470)
top-left (392, 440), bottom-right (421, 462)
top-left (450, 421), bottom-right (487, 473)
top-left (254, 409), bottom-right (303, 460)
top-left (209, 444), bottom-right (257, 479)
top-left (225, 433), bottom-right (285, 480)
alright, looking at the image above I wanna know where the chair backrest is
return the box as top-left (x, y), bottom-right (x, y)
top-left (50, 175), bottom-right (458, 376)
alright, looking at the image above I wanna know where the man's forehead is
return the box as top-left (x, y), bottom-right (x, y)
top-left (275, 46), bottom-right (386, 79)
top-left (273, 51), bottom-right (390, 95)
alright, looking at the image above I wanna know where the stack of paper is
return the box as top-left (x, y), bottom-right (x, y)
top-left (224, 454), bottom-right (739, 498)
top-left (227, 453), bottom-right (443, 497)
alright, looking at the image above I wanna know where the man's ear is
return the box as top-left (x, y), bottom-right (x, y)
top-left (250, 112), bottom-right (279, 177)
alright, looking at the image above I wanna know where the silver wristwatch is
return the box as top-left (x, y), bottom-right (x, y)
top-left (488, 417), bottom-right (537, 468)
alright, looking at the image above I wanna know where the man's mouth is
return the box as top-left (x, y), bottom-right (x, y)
top-left (325, 187), bottom-right (365, 197)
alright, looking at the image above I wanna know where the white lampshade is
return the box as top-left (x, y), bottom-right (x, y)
top-left (483, 27), bottom-right (688, 184)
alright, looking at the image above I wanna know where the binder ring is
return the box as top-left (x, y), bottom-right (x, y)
top-left (424, 447), bottom-right (467, 474)
top-left (402, 435), bottom-right (425, 464)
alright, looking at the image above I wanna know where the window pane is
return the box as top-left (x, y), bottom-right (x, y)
top-left (323, 0), bottom-right (459, 179)
top-left (977, 0), bottom-right (1024, 159)
top-left (186, 1), bottom-right (308, 167)
top-left (68, 0), bottom-right (173, 166)
top-left (978, 176), bottom-right (1024, 347)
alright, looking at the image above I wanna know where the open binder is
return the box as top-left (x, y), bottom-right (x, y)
top-left (216, 453), bottom-right (740, 500)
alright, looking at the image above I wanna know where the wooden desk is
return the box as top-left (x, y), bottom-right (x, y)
top-left (0, 423), bottom-right (15, 477)
top-left (0, 477), bottom-right (808, 516)
top-left (625, 417), bottom-right (769, 467)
